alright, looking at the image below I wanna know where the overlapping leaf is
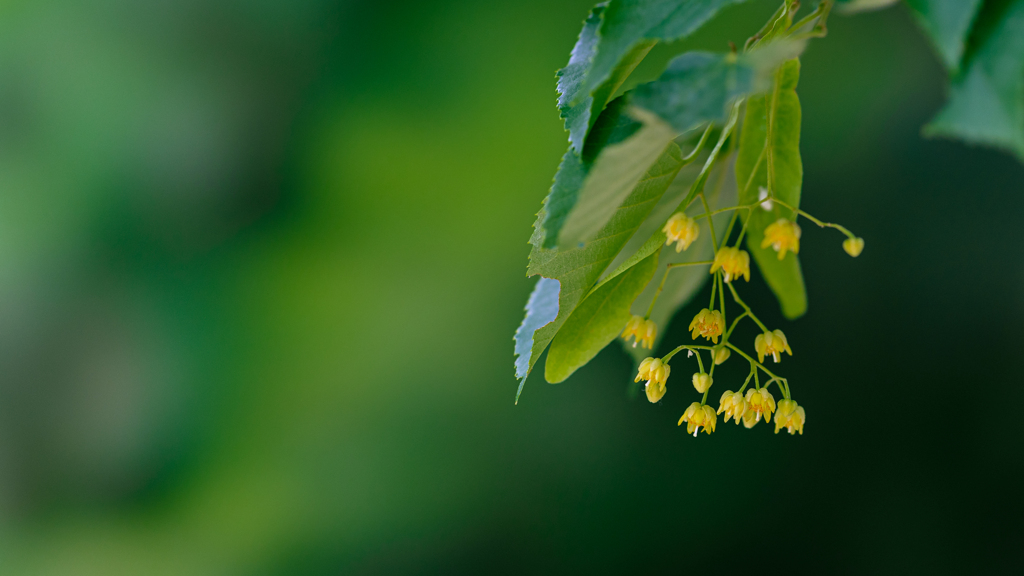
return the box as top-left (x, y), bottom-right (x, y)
top-left (545, 49), bottom-right (797, 249)
top-left (514, 143), bottom-right (686, 389)
top-left (905, 0), bottom-right (983, 71)
top-left (577, 0), bottom-right (753, 106)
top-left (621, 153), bottom-right (738, 363)
top-left (513, 277), bottom-right (561, 402)
top-left (546, 251), bottom-right (659, 383)
top-left (924, 0), bottom-right (1024, 160)
top-left (558, 3), bottom-right (656, 155)
top-left (736, 58), bottom-right (807, 319)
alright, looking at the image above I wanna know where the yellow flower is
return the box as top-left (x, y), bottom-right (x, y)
top-left (689, 308), bottom-right (724, 343)
top-left (774, 399), bottom-right (806, 435)
top-left (678, 402), bottom-right (717, 436)
top-left (744, 388), bottom-right (776, 424)
top-left (717, 390), bottom-right (747, 424)
top-left (710, 247), bottom-right (750, 282)
top-left (754, 329), bottom-right (792, 363)
top-left (761, 219), bottom-right (801, 259)
top-left (713, 347), bottom-right (731, 365)
top-left (843, 237), bottom-right (865, 257)
top-left (646, 378), bottom-right (667, 403)
top-left (622, 315), bottom-right (657, 349)
top-left (636, 358), bottom-right (670, 403)
top-left (692, 372), bottom-right (713, 393)
top-left (663, 213), bottom-right (700, 252)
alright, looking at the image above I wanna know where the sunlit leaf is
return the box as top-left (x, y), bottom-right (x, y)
top-left (622, 153), bottom-right (737, 363)
top-left (513, 277), bottom-right (561, 403)
top-left (905, 0), bottom-right (983, 71)
top-left (517, 143), bottom-right (686, 387)
top-left (556, 105), bottom-right (677, 247)
top-left (545, 251), bottom-right (659, 383)
top-left (736, 58), bottom-right (807, 319)
top-left (924, 0), bottom-right (1024, 160)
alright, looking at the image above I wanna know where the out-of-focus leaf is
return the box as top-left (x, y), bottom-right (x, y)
top-left (558, 2), bottom-right (656, 154)
top-left (513, 277), bottom-right (561, 403)
top-left (835, 0), bottom-right (899, 13)
top-left (736, 58), bottom-right (807, 319)
top-left (631, 52), bottom-right (754, 134)
top-left (905, 0), bottom-right (983, 71)
top-left (924, 0), bottom-right (1024, 160)
top-left (518, 143), bottom-right (686, 387)
top-left (577, 0), bottom-right (753, 104)
top-left (622, 153), bottom-right (737, 363)
top-left (545, 252), bottom-right (659, 383)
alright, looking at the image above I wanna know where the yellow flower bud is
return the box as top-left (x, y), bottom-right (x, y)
top-left (678, 402), bottom-right (717, 436)
top-left (744, 387), bottom-right (776, 424)
top-left (742, 409), bottom-right (758, 428)
top-left (754, 329), bottom-right (792, 363)
top-left (692, 372), bottom-right (713, 393)
top-left (713, 347), bottom-right (731, 365)
top-left (717, 390), bottom-right (747, 424)
top-left (622, 315), bottom-right (657, 349)
top-left (688, 308), bottom-right (724, 343)
top-left (710, 246), bottom-right (750, 282)
top-left (843, 237), bottom-right (864, 257)
top-left (761, 219), bottom-right (801, 259)
top-left (774, 399), bottom-right (806, 435)
top-left (662, 213), bottom-right (700, 252)
top-left (636, 358), bottom-right (670, 404)
top-left (645, 378), bottom-right (667, 403)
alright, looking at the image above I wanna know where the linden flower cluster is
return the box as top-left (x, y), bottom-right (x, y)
top-left (621, 191), bottom-right (863, 439)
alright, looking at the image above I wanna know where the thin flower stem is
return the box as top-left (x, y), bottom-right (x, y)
top-left (769, 197), bottom-right (857, 239)
top-left (738, 365), bottom-right (755, 393)
top-left (726, 281), bottom-right (770, 333)
top-left (700, 192), bottom-right (718, 252)
top-left (725, 342), bottom-right (786, 397)
top-left (736, 207), bottom-right (754, 246)
top-left (717, 271), bottom-right (727, 328)
top-left (725, 311), bottom-right (749, 340)
top-left (663, 344), bottom-right (713, 363)
top-left (708, 269), bottom-right (717, 309)
top-left (788, 0), bottom-right (831, 35)
top-left (721, 210), bottom-right (740, 244)
top-left (683, 123), bottom-right (715, 163)
top-left (667, 261), bottom-right (714, 269)
top-left (646, 261), bottom-right (715, 318)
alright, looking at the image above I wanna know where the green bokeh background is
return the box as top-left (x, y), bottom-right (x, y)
top-left (0, 0), bottom-right (1020, 573)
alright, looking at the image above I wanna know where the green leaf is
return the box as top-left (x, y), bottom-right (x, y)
top-left (631, 52), bottom-right (755, 134)
top-left (557, 106), bottom-right (677, 247)
top-left (545, 251), bottom-right (659, 383)
top-left (513, 277), bottom-right (561, 403)
top-left (622, 152), bottom-right (738, 363)
top-left (519, 143), bottom-right (687, 385)
top-left (577, 0), bottom-right (753, 104)
top-left (736, 58), bottom-right (807, 319)
top-left (834, 0), bottom-right (899, 13)
top-left (548, 47), bottom-right (797, 249)
top-left (558, 3), bottom-right (656, 154)
top-left (905, 0), bottom-right (983, 71)
top-left (924, 0), bottom-right (1024, 160)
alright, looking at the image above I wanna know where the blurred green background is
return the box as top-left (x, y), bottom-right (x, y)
top-left (0, 0), bottom-right (1020, 573)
